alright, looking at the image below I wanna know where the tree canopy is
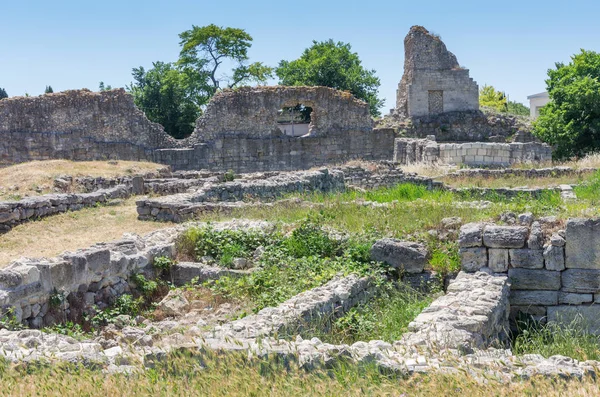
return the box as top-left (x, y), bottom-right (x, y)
top-left (44, 86), bottom-right (53, 94)
top-left (128, 62), bottom-right (203, 139)
top-left (276, 40), bottom-right (384, 117)
top-left (0, 87), bottom-right (7, 100)
top-left (479, 84), bottom-right (529, 116)
top-left (99, 82), bottom-right (112, 91)
top-left (178, 24), bottom-right (272, 96)
top-left (534, 49), bottom-right (600, 159)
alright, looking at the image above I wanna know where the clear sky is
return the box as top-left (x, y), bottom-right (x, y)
top-left (2, 0), bottom-right (599, 110)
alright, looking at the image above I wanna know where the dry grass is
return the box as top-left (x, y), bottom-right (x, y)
top-left (440, 174), bottom-right (589, 189)
top-left (400, 161), bottom-right (457, 177)
top-left (0, 198), bottom-right (173, 267)
top-left (0, 160), bottom-right (166, 199)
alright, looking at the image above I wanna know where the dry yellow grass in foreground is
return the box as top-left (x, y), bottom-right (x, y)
top-left (0, 198), bottom-right (173, 266)
top-left (0, 159), bottom-right (166, 199)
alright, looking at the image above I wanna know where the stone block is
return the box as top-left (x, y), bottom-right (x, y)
top-left (483, 225), bottom-right (528, 248)
top-left (459, 223), bottom-right (484, 247)
top-left (370, 239), bottom-right (428, 273)
top-left (510, 305), bottom-right (547, 323)
top-left (509, 249), bottom-right (544, 269)
top-left (547, 306), bottom-right (600, 334)
top-left (558, 292), bottom-right (593, 305)
top-left (510, 290), bottom-right (558, 306)
top-left (508, 268), bottom-right (561, 290)
top-left (544, 244), bottom-right (565, 271)
top-left (488, 248), bottom-right (509, 272)
top-left (561, 269), bottom-right (600, 293)
top-left (459, 247), bottom-right (487, 272)
top-left (565, 218), bottom-right (600, 269)
top-left (527, 222), bottom-right (544, 250)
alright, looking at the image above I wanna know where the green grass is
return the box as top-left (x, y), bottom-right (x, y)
top-left (513, 316), bottom-right (600, 361)
top-left (292, 282), bottom-right (438, 344)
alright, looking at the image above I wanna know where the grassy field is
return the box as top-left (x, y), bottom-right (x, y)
top-left (0, 160), bottom-right (165, 199)
top-left (0, 198), bottom-right (173, 266)
top-left (0, 351), bottom-right (597, 397)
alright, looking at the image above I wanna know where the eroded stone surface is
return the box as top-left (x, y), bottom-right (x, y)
top-left (370, 239), bottom-right (428, 273)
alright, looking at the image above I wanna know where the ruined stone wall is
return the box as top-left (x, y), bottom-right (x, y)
top-left (394, 137), bottom-right (551, 166)
top-left (395, 26), bottom-right (478, 118)
top-left (0, 89), bottom-right (181, 164)
top-left (459, 218), bottom-right (600, 334)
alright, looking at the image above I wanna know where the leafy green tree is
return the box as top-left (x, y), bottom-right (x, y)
top-left (44, 85), bottom-right (53, 94)
top-left (0, 87), bottom-right (7, 99)
top-left (506, 100), bottom-right (530, 116)
top-left (534, 49), bottom-right (600, 159)
top-left (128, 62), bottom-right (205, 139)
top-left (479, 84), bottom-right (507, 112)
top-left (98, 82), bottom-right (113, 91)
top-left (276, 40), bottom-right (384, 117)
top-left (178, 24), bottom-right (273, 96)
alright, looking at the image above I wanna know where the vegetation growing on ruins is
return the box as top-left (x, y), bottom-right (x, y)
top-left (0, 87), bottom-right (7, 99)
top-left (479, 84), bottom-right (529, 116)
top-left (534, 49), bottom-right (600, 159)
top-left (276, 39), bottom-right (384, 117)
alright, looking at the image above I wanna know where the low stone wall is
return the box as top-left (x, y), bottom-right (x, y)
top-left (394, 138), bottom-right (552, 166)
top-left (459, 217), bottom-right (600, 332)
top-left (336, 162), bottom-right (437, 190)
top-left (0, 185), bottom-right (132, 232)
top-left (445, 166), bottom-right (596, 180)
top-left (136, 169), bottom-right (346, 222)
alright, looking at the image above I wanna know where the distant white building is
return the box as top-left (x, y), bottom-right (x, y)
top-left (527, 91), bottom-right (550, 119)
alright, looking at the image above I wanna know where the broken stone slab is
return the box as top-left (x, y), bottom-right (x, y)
top-left (458, 223), bottom-right (484, 248)
top-left (565, 218), bottom-right (600, 269)
top-left (459, 247), bottom-right (487, 272)
top-left (510, 290), bottom-right (558, 306)
top-left (370, 239), bottom-right (428, 273)
top-left (483, 225), bottom-right (528, 248)
top-left (561, 269), bottom-right (600, 293)
top-left (170, 262), bottom-right (251, 286)
top-left (488, 248), bottom-right (509, 273)
top-left (509, 249), bottom-right (544, 269)
top-left (527, 222), bottom-right (544, 250)
top-left (508, 268), bottom-right (561, 290)
top-left (547, 306), bottom-right (600, 334)
top-left (544, 244), bottom-right (565, 271)
top-left (157, 290), bottom-right (189, 317)
top-left (558, 292), bottom-right (593, 305)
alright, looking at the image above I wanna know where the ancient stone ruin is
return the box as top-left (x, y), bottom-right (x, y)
top-left (395, 26), bottom-right (479, 118)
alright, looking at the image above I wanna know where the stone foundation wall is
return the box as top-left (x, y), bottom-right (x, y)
top-left (459, 218), bottom-right (600, 333)
top-left (394, 138), bottom-right (552, 166)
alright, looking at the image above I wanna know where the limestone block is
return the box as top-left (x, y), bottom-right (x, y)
top-left (370, 239), bottom-right (428, 273)
top-left (561, 269), bottom-right (600, 293)
top-left (483, 225), bottom-right (528, 248)
top-left (565, 218), bottom-right (600, 269)
top-left (510, 290), bottom-right (558, 306)
top-left (508, 268), bottom-right (561, 290)
top-left (510, 305), bottom-right (547, 323)
top-left (459, 247), bottom-right (487, 272)
top-left (488, 248), bottom-right (509, 272)
top-left (459, 223), bottom-right (484, 247)
top-left (548, 306), bottom-right (600, 334)
top-left (527, 222), bottom-right (544, 250)
top-left (544, 244), bottom-right (565, 271)
top-left (509, 249), bottom-right (544, 269)
top-left (558, 292), bottom-right (593, 305)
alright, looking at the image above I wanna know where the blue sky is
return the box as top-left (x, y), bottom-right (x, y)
top-left (2, 0), bottom-right (599, 110)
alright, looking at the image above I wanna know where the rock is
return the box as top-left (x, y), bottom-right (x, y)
top-left (499, 212), bottom-right (517, 225)
top-left (509, 249), bottom-right (544, 269)
top-left (544, 245), bottom-right (565, 271)
top-left (561, 269), bottom-right (600, 293)
top-left (548, 306), bottom-right (600, 334)
top-left (370, 239), bottom-right (428, 273)
top-left (441, 217), bottom-right (462, 230)
top-left (550, 233), bottom-right (566, 247)
top-left (488, 249), bottom-right (509, 272)
top-left (459, 247), bottom-right (487, 272)
top-left (157, 290), bottom-right (189, 317)
top-left (566, 218), bottom-right (600, 269)
top-left (558, 292), bottom-right (593, 305)
top-left (518, 213), bottom-right (534, 226)
top-left (508, 269), bottom-right (561, 290)
top-left (510, 290), bottom-right (558, 306)
top-left (483, 225), bottom-right (528, 248)
top-left (231, 258), bottom-right (250, 270)
top-left (458, 223), bottom-right (484, 248)
top-left (527, 222), bottom-right (544, 250)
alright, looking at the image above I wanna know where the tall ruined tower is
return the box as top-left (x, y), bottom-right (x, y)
top-left (395, 26), bottom-right (479, 118)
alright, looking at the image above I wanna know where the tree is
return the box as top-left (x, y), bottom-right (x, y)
top-left (44, 85), bottom-right (54, 94)
top-left (0, 87), bottom-right (7, 100)
top-left (276, 40), bottom-right (384, 117)
top-left (178, 24), bottom-right (272, 96)
top-left (98, 82), bottom-right (112, 91)
top-left (128, 62), bottom-right (204, 139)
top-left (479, 84), bottom-right (507, 112)
top-left (534, 49), bottom-right (600, 159)
top-left (506, 100), bottom-right (530, 117)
